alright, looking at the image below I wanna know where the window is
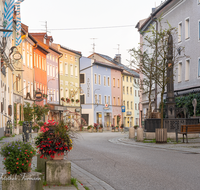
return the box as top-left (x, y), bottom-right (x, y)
top-left (75, 66), bottom-right (78, 77)
top-left (104, 96), bottom-right (107, 104)
top-left (130, 77), bottom-right (132, 82)
top-left (99, 95), bottom-right (101, 104)
top-left (178, 62), bottom-right (182, 82)
top-left (39, 56), bottom-right (41, 69)
top-left (36, 54), bottom-right (38, 68)
top-left (138, 90), bottom-right (140, 97)
top-left (127, 87), bottom-right (128, 94)
top-left (127, 76), bottom-right (128, 82)
top-left (117, 79), bottom-right (120, 88)
top-left (108, 77), bottom-right (110, 86)
top-left (47, 64), bottom-right (49, 75)
top-left (123, 86), bottom-right (125, 94)
top-left (95, 94), bottom-right (97, 104)
top-left (27, 52), bottom-right (29, 67)
top-left (118, 97), bottom-right (120, 105)
top-left (131, 101), bottom-right (133, 109)
top-left (53, 66), bottom-right (55, 77)
top-left (98, 75), bottom-right (101, 85)
top-left (123, 101), bottom-right (125, 106)
top-left (185, 18), bottom-right (190, 39)
top-left (108, 96), bottom-right (110, 105)
top-left (34, 53), bottom-right (36, 66)
top-left (178, 22), bottom-right (182, 42)
top-left (198, 58), bottom-right (200, 78)
top-left (56, 67), bottom-right (58, 78)
top-left (130, 87), bottom-right (132, 94)
top-left (80, 74), bottom-right (85, 83)
top-left (42, 57), bottom-right (44, 70)
top-left (70, 65), bottom-right (73, 76)
top-left (135, 103), bottom-right (137, 110)
top-left (198, 0), bottom-right (200, 4)
top-left (135, 90), bottom-right (137, 97)
top-left (23, 49), bottom-right (25, 65)
top-left (185, 59), bottom-right (190, 81)
top-left (127, 101), bottom-right (129, 109)
top-left (81, 114), bottom-right (88, 126)
top-left (199, 21), bottom-right (200, 40)
top-left (65, 89), bottom-right (68, 98)
top-left (23, 80), bottom-right (26, 96)
top-left (30, 54), bottom-right (32, 69)
top-left (49, 65), bottom-right (52, 76)
top-left (113, 97), bottom-right (116, 105)
top-left (113, 78), bottom-right (115, 87)
top-left (28, 82), bottom-right (30, 93)
top-left (94, 74), bottom-right (97, 84)
top-left (104, 76), bottom-right (106, 86)
top-left (60, 62), bottom-right (63, 75)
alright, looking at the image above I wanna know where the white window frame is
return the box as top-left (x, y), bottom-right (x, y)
top-left (104, 96), bottom-right (107, 104)
top-left (75, 65), bottom-right (78, 77)
top-left (65, 62), bottom-right (68, 75)
top-left (70, 64), bottom-right (73, 77)
top-left (185, 17), bottom-right (190, 40)
top-left (185, 59), bottom-right (190, 81)
top-left (98, 75), bottom-right (101, 85)
top-left (178, 61), bottom-right (182, 82)
top-left (60, 62), bottom-right (63, 75)
top-left (94, 74), bottom-right (97, 84)
top-left (178, 22), bottom-right (182, 43)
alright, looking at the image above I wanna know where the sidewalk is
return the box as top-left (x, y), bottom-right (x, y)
top-left (0, 134), bottom-right (115, 190)
top-left (116, 135), bottom-right (200, 154)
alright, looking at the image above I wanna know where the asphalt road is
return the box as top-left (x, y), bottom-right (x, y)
top-left (68, 132), bottom-right (200, 190)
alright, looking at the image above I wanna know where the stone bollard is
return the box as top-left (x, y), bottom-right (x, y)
top-left (137, 127), bottom-right (144, 141)
top-left (46, 160), bottom-right (71, 185)
top-left (129, 127), bottom-right (135, 139)
top-left (37, 154), bottom-right (50, 173)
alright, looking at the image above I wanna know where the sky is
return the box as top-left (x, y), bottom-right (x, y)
top-left (20, 0), bottom-right (163, 66)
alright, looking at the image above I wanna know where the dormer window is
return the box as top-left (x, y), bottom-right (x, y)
top-left (44, 38), bottom-right (46, 44)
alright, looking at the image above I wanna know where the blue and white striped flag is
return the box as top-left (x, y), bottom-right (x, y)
top-left (15, 0), bottom-right (25, 46)
top-left (3, 0), bottom-right (14, 37)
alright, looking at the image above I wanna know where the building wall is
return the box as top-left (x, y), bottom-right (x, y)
top-left (111, 68), bottom-right (122, 126)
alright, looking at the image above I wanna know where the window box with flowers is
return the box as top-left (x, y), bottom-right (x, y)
top-left (76, 99), bottom-right (80, 103)
top-left (66, 98), bottom-right (70, 103)
top-left (71, 98), bottom-right (74, 103)
top-left (35, 120), bottom-right (73, 160)
top-left (61, 97), bottom-right (65, 102)
top-left (111, 124), bottom-right (115, 132)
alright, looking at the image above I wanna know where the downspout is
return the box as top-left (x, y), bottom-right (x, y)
top-left (33, 43), bottom-right (38, 101)
top-left (79, 54), bottom-right (82, 127)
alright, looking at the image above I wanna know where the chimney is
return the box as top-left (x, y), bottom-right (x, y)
top-left (114, 54), bottom-right (121, 64)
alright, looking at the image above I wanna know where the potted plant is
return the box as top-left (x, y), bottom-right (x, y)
top-left (115, 126), bottom-right (119, 132)
top-left (134, 125), bottom-right (139, 130)
top-left (117, 114), bottom-right (121, 125)
top-left (87, 125), bottom-right (93, 133)
top-left (61, 97), bottom-right (65, 102)
top-left (79, 125), bottom-right (83, 131)
top-left (71, 98), bottom-right (74, 103)
top-left (120, 124), bottom-right (124, 132)
top-left (99, 124), bottom-right (103, 132)
top-left (93, 123), bottom-right (98, 132)
top-left (111, 124), bottom-right (115, 132)
top-left (76, 99), bottom-right (80, 103)
top-left (32, 123), bottom-right (39, 133)
top-left (0, 140), bottom-right (36, 174)
top-left (66, 98), bottom-right (70, 103)
top-left (35, 120), bottom-right (73, 160)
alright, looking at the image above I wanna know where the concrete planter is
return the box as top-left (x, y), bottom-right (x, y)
top-left (129, 127), bottom-right (135, 139)
top-left (46, 160), bottom-right (71, 185)
top-left (37, 154), bottom-right (50, 173)
top-left (137, 128), bottom-right (144, 141)
top-left (156, 128), bottom-right (167, 143)
top-left (99, 128), bottom-right (103, 132)
top-left (93, 129), bottom-right (97, 132)
top-left (88, 128), bottom-right (93, 133)
top-left (2, 172), bottom-right (43, 190)
top-left (115, 128), bottom-right (119, 132)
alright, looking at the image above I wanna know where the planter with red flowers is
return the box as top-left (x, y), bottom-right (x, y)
top-left (61, 97), bottom-right (65, 102)
top-left (71, 98), bottom-right (74, 103)
top-left (0, 141), bottom-right (41, 190)
top-left (76, 99), bottom-right (80, 103)
top-left (66, 98), bottom-right (70, 103)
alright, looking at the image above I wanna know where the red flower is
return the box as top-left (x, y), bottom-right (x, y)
top-left (16, 162), bottom-right (18, 165)
top-left (17, 158), bottom-right (19, 160)
top-left (7, 172), bottom-right (10, 174)
top-left (17, 167), bottom-right (19, 168)
top-left (30, 151), bottom-right (33, 154)
top-left (25, 152), bottom-right (27, 154)
top-left (22, 163), bottom-right (24, 166)
top-left (27, 160), bottom-right (28, 162)
top-left (4, 158), bottom-right (6, 160)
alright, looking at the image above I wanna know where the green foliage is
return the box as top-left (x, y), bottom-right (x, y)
top-left (0, 140), bottom-right (36, 175)
top-left (33, 104), bottom-right (50, 122)
top-left (37, 121), bottom-right (44, 127)
top-left (71, 178), bottom-right (78, 189)
top-left (134, 125), bottom-right (139, 129)
top-left (87, 125), bottom-right (93, 129)
top-left (84, 186), bottom-right (90, 190)
top-left (23, 102), bottom-right (34, 122)
top-left (18, 120), bottom-right (23, 126)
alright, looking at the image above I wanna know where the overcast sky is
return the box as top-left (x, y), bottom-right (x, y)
top-left (21, 0), bottom-right (163, 65)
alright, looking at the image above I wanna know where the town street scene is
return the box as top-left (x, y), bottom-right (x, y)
top-left (0, 0), bottom-right (200, 190)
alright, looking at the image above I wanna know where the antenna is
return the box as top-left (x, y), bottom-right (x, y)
top-left (114, 44), bottom-right (120, 54)
top-left (40, 21), bottom-right (51, 34)
top-left (90, 38), bottom-right (97, 53)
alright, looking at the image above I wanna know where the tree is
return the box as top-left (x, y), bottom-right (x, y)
top-left (130, 17), bottom-right (185, 128)
top-left (33, 104), bottom-right (50, 122)
top-left (23, 102), bottom-right (34, 122)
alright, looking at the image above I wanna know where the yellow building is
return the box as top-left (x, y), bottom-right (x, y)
top-left (53, 44), bottom-right (82, 129)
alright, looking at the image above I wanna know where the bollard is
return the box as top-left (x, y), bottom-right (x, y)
top-left (22, 121), bottom-right (32, 142)
top-left (129, 127), bottom-right (135, 139)
top-left (137, 127), bottom-right (144, 141)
